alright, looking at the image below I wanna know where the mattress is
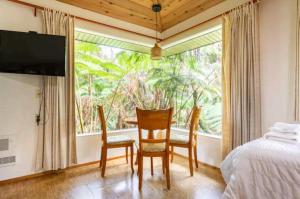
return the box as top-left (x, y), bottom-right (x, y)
top-left (221, 138), bottom-right (300, 199)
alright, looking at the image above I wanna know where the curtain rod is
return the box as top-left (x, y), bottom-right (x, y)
top-left (7, 0), bottom-right (160, 41)
top-left (162, 0), bottom-right (260, 42)
top-left (8, 0), bottom-right (259, 44)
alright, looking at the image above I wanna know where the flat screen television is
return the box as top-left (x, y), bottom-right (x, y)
top-left (0, 30), bottom-right (66, 76)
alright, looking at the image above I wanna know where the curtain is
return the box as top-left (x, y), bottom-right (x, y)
top-left (295, 0), bottom-right (300, 121)
top-left (222, 3), bottom-right (261, 159)
top-left (36, 9), bottom-right (77, 170)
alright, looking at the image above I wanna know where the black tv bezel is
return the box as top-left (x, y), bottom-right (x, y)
top-left (0, 30), bottom-right (66, 77)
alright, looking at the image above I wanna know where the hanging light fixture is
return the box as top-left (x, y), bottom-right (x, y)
top-left (151, 3), bottom-right (162, 60)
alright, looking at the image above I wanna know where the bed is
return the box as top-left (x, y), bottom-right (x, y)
top-left (221, 138), bottom-right (300, 199)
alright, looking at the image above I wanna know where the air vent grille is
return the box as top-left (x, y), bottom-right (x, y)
top-left (0, 156), bottom-right (16, 165)
top-left (0, 138), bottom-right (9, 151)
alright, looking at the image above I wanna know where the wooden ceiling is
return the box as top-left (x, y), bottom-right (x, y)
top-left (56, 0), bottom-right (225, 32)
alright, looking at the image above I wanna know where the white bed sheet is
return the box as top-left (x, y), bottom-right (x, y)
top-left (221, 138), bottom-right (300, 199)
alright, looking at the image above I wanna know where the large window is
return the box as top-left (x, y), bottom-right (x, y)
top-left (75, 38), bottom-right (222, 135)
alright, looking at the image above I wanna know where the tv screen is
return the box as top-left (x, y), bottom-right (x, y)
top-left (0, 30), bottom-right (66, 76)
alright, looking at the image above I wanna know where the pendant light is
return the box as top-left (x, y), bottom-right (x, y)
top-left (151, 4), bottom-right (162, 60)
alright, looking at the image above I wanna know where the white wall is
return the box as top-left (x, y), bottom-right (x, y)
top-left (0, 0), bottom-right (154, 181)
top-left (260, 0), bottom-right (297, 133)
top-left (76, 129), bottom-right (137, 164)
top-left (0, 0), bottom-right (298, 181)
top-left (0, 0), bottom-right (223, 181)
top-left (0, 1), bottom-right (42, 181)
top-left (172, 129), bottom-right (222, 167)
top-left (76, 129), bottom-right (222, 168)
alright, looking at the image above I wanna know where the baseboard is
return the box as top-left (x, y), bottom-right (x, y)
top-left (173, 152), bottom-right (220, 170)
top-left (0, 170), bottom-right (54, 185)
top-left (0, 155), bottom-right (126, 184)
top-left (0, 153), bottom-right (219, 184)
top-left (67, 160), bottom-right (100, 169)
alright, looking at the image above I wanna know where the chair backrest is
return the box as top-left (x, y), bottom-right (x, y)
top-left (136, 107), bottom-right (173, 152)
top-left (188, 106), bottom-right (201, 143)
top-left (97, 106), bottom-right (107, 145)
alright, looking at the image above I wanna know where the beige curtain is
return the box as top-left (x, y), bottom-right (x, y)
top-left (222, 3), bottom-right (261, 159)
top-left (295, 0), bottom-right (300, 121)
top-left (36, 9), bottom-right (77, 170)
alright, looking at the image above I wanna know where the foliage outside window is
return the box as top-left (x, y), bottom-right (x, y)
top-left (75, 39), bottom-right (222, 135)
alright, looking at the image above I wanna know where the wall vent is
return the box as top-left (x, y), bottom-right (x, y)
top-left (0, 138), bottom-right (9, 151)
top-left (0, 156), bottom-right (16, 166)
top-left (0, 135), bottom-right (16, 167)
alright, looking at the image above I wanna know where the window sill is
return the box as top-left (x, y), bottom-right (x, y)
top-left (76, 128), bottom-right (137, 137)
top-left (76, 127), bottom-right (222, 140)
top-left (171, 127), bottom-right (222, 139)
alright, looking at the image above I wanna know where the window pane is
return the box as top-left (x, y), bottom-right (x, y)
top-left (75, 40), bottom-right (222, 135)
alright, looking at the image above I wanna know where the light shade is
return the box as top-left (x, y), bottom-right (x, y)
top-left (151, 43), bottom-right (162, 60)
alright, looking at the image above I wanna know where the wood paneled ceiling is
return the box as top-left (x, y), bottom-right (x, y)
top-left (56, 0), bottom-right (225, 32)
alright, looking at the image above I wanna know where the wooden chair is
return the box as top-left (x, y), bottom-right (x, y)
top-left (170, 106), bottom-right (201, 176)
top-left (136, 107), bottom-right (173, 190)
top-left (98, 106), bottom-right (135, 177)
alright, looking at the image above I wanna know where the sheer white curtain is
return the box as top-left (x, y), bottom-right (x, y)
top-left (222, 2), bottom-right (261, 158)
top-left (36, 9), bottom-right (77, 171)
top-left (295, 0), bottom-right (300, 121)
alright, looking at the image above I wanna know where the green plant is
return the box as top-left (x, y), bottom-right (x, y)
top-left (75, 40), bottom-right (222, 135)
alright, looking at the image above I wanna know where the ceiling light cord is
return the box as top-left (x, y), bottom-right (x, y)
top-left (156, 11), bottom-right (158, 42)
top-left (151, 3), bottom-right (162, 60)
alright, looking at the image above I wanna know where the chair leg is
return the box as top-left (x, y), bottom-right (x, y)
top-left (130, 144), bottom-right (134, 174)
top-left (136, 150), bottom-right (139, 176)
top-left (193, 145), bottom-right (198, 168)
top-left (165, 154), bottom-right (171, 190)
top-left (188, 147), bottom-right (193, 176)
top-left (135, 152), bottom-right (138, 165)
top-left (171, 146), bottom-right (174, 163)
top-left (99, 146), bottom-right (103, 168)
top-left (101, 147), bottom-right (107, 177)
top-left (151, 157), bottom-right (154, 176)
top-left (126, 147), bottom-right (128, 164)
top-left (138, 155), bottom-right (143, 190)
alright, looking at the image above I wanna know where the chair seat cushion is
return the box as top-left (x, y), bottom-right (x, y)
top-left (170, 133), bottom-right (189, 144)
top-left (107, 135), bottom-right (135, 145)
top-left (142, 143), bottom-right (165, 152)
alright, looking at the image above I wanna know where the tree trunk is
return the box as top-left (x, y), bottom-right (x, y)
top-left (116, 110), bottom-right (122, 129)
top-left (192, 83), bottom-right (198, 106)
top-left (88, 75), bottom-right (93, 132)
top-left (75, 74), bottom-right (84, 134)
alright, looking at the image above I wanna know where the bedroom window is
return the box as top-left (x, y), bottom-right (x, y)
top-left (74, 28), bottom-right (222, 136)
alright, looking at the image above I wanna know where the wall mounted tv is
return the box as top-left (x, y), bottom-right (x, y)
top-left (0, 30), bottom-right (66, 76)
